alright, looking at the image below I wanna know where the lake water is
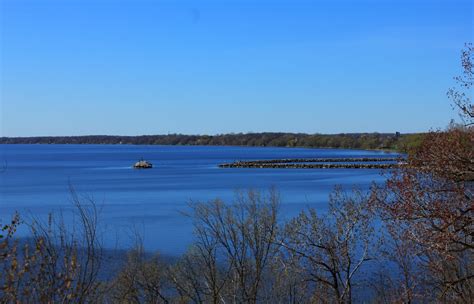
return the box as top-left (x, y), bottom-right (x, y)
top-left (0, 144), bottom-right (398, 255)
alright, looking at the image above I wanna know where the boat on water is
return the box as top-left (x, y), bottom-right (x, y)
top-left (133, 159), bottom-right (153, 169)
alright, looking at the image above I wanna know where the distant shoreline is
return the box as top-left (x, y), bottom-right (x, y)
top-left (0, 132), bottom-right (423, 152)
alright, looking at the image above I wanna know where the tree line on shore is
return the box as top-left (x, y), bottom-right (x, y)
top-left (0, 132), bottom-right (424, 152)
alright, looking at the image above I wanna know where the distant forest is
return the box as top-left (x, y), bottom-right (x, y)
top-left (0, 132), bottom-right (424, 152)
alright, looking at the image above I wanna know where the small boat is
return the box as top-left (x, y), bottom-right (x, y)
top-left (133, 159), bottom-right (153, 169)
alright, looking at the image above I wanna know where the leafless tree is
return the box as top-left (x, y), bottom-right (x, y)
top-left (448, 43), bottom-right (474, 126)
top-left (109, 246), bottom-right (170, 304)
top-left (280, 187), bottom-right (375, 304)
top-left (369, 219), bottom-right (430, 304)
top-left (0, 188), bottom-right (103, 303)
top-left (171, 189), bottom-right (281, 304)
top-left (372, 128), bottom-right (474, 302)
top-left (170, 245), bottom-right (229, 304)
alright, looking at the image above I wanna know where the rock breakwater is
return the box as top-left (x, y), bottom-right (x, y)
top-left (219, 157), bottom-right (401, 169)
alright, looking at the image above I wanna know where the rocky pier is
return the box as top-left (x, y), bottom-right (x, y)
top-left (219, 157), bottom-right (402, 169)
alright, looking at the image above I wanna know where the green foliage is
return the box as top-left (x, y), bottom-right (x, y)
top-left (394, 133), bottom-right (426, 153)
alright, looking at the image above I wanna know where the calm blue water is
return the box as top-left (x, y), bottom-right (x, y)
top-left (0, 144), bottom-right (397, 255)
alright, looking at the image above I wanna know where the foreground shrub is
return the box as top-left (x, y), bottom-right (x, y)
top-left (0, 190), bottom-right (103, 303)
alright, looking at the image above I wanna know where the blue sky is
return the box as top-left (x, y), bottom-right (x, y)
top-left (1, 0), bottom-right (472, 136)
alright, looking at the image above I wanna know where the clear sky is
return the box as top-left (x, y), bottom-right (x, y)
top-left (1, 0), bottom-right (472, 136)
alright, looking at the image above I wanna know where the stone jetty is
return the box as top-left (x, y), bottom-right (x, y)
top-left (219, 157), bottom-right (401, 169)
